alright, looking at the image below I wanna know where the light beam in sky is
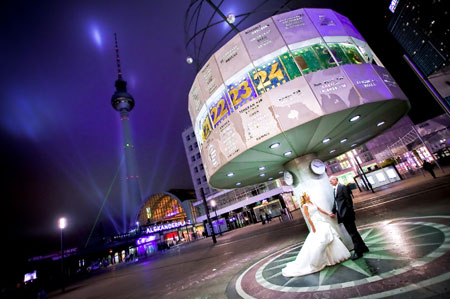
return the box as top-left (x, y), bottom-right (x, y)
top-left (90, 25), bottom-right (102, 48)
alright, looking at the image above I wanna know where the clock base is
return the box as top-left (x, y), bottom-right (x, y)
top-left (283, 154), bottom-right (335, 217)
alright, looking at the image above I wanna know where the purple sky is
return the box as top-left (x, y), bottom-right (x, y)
top-left (1, 0), bottom-right (198, 273)
top-left (0, 0), bottom-right (444, 280)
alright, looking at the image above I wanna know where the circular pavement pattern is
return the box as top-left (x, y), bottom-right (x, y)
top-left (233, 216), bottom-right (450, 298)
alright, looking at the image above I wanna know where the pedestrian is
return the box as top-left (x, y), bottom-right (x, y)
top-left (265, 212), bottom-right (271, 222)
top-left (280, 209), bottom-right (286, 222)
top-left (346, 184), bottom-right (354, 198)
top-left (286, 208), bottom-right (293, 220)
top-left (422, 160), bottom-right (436, 178)
top-left (330, 176), bottom-right (369, 260)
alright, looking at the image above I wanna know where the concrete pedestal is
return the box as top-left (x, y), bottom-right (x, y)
top-left (284, 153), bottom-right (334, 212)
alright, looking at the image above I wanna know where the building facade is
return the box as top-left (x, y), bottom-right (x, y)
top-left (325, 114), bottom-right (450, 188)
top-left (182, 127), bottom-right (217, 201)
top-left (388, 0), bottom-right (450, 113)
top-left (182, 126), bottom-right (295, 231)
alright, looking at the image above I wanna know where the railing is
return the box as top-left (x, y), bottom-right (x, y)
top-left (194, 180), bottom-right (282, 217)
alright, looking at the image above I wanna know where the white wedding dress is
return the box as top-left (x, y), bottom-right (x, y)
top-left (282, 203), bottom-right (351, 277)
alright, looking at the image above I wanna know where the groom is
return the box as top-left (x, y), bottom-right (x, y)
top-left (330, 176), bottom-right (369, 260)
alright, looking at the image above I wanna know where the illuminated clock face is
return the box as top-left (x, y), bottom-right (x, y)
top-left (283, 171), bottom-right (294, 185)
top-left (310, 159), bottom-right (326, 175)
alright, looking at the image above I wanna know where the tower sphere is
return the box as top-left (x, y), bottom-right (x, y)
top-left (111, 78), bottom-right (135, 112)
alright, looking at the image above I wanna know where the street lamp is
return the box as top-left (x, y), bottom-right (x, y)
top-left (200, 188), bottom-right (216, 244)
top-left (210, 200), bottom-right (222, 236)
top-left (58, 217), bottom-right (67, 293)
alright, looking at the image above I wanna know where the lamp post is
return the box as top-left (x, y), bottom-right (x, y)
top-left (353, 156), bottom-right (374, 193)
top-left (200, 188), bottom-right (216, 243)
top-left (210, 200), bottom-right (222, 236)
top-left (58, 217), bottom-right (67, 293)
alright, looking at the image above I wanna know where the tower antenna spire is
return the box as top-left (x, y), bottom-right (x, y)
top-left (114, 33), bottom-right (122, 80)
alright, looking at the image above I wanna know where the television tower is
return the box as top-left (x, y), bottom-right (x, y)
top-left (111, 33), bottom-right (142, 231)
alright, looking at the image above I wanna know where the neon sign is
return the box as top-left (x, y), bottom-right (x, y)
top-left (136, 235), bottom-right (157, 245)
top-left (389, 0), bottom-right (399, 13)
top-left (145, 220), bottom-right (191, 234)
top-left (166, 211), bottom-right (179, 217)
top-left (24, 270), bottom-right (37, 283)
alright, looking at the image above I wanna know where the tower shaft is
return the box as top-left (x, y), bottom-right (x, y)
top-left (120, 111), bottom-right (142, 228)
top-left (111, 34), bottom-right (142, 231)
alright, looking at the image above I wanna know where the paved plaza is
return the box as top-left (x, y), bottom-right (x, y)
top-left (51, 170), bottom-right (450, 298)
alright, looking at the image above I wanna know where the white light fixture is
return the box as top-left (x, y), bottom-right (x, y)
top-left (269, 142), bottom-right (280, 149)
top-left (377, 121), bottom-right (385, 127)
top-left (284, 151), bottom-right (292, 156)
top-left (226, 172), bottom-right (234, 177)
top-left (186, 56), bottom-right (193, 64)
top-left (330, 149), bottom-right (336, 153)
top-left (340, 138), bottom-right (348, 143)
top-left (58, 217), bottom-right (67, 229)
top-left (322, 138), bottom-right (331, 143)
top-left (351, 143), bottom-right (357, 147)
top-left (259, 173), bottom-right (266, 177)
top-left (210, 199), bottom-right (216, 207)
top-left (227, 13), bottom-right (236, 24)
top-left (268, 177), bottom-right (273, 181)
top-left (236, 182), bottom-right (241, 186)
top-left (349, 115), bottom-right (360, 122)
top-left (259, 166), bottom-right (266, 171)
top-left (279, 171), bottom-right (284, 174)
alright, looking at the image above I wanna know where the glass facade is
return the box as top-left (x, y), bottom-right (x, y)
top-left (137, 194), bottom-right (187, 225)
top-left (325, 145), bottom-right (377, 181)
top-left (388, 0), bottom-right (450, 113)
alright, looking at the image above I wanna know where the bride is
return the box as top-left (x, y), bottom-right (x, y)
top-left (282, 193), bottom-right (351, 277)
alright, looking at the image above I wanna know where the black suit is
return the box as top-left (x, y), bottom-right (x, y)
top-left (332, 183), bottom-right (368, 255)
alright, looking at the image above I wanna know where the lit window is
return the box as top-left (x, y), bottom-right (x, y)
top-left (340, 161), bottom-right (351, 169)
top-left (337, 154), bottom-right (346, 161)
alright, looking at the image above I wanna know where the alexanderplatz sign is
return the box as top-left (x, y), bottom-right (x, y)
top-left (144, 220), bottom-right (192, 234)
top-left (137, 220), bottom-right (192, 246)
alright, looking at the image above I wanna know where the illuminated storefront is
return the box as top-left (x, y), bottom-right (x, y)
top-left (136, 192), bottom-right (201, 249)
top-left (326, 146), bottom-right (377, 185)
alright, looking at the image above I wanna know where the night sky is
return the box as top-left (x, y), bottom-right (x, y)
top-left (0, 0), bottom-right (444, 281)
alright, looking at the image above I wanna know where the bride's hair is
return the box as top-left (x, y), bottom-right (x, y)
top-left (300, 192), bottom-right (309, 207)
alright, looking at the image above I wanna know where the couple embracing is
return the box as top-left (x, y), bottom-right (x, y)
top-left (282, 177), bottom-right (369, 277)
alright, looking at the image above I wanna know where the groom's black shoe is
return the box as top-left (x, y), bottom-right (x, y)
top-left (351, 252), bottom-right (363, 260)
top-left (362, 247), bottom-right (370, 253)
